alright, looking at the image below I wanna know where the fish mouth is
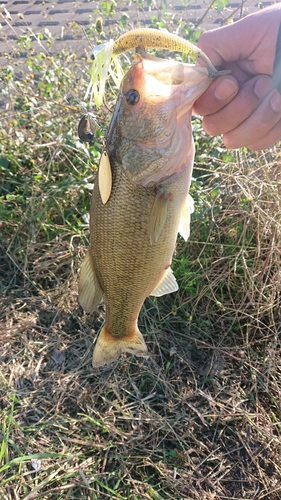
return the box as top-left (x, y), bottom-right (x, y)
top-left (135, 47), bottom-right (227, 84)
top-left (129, 49), bottom-right (216, 117)
top-left (134, 47), bottom-right (192, 86)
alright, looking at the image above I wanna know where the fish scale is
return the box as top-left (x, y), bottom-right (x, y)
top-left (91, 156), bottom-right (185, 321)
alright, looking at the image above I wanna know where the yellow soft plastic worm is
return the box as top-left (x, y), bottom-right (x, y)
top-left (112, 28), bottom-right (224, 78)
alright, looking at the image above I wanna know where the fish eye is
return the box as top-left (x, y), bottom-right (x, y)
top-left (125, 89), bottom-right (140, 106)
top-left (78, 114), bottom-right (95, 142)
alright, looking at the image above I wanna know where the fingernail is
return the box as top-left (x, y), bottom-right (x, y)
top-left (254, 76), bottom-right (273, 98)
top-left (214, 78), bottom-right (238, 101)
top-left (270, 89), bottom-right (281, 113)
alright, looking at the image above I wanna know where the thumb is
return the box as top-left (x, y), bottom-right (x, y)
top-left (197, 22), bottom-right (249, 67)
top-left (193, 75), bottom-right (239, 116)
top-left (197, 6), bottom-right (281, 75)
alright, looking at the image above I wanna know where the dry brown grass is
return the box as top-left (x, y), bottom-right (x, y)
top-left (1, 1), bottom-right (281, 496)
top-left (1, 145), bottom-right (281, 499)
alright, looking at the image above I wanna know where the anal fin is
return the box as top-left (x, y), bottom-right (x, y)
top-left (92, 325), bottom-right (148, 368)
top-left (78, 250), bottom-right (103, 313)
top-left (150, 266), bottom-right (178, 297)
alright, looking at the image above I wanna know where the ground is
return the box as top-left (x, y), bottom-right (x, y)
top-left (1, 2), bottom-right (281, 499)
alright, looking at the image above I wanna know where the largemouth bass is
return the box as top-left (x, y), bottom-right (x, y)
top-left (79, 33), bottom-right (226, 368)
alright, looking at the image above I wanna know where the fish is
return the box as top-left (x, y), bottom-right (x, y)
top-left (78, 31), bottom-right (227, 368)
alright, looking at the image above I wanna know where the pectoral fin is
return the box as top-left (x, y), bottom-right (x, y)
top-left (98, 150), bottom-right (112, 204)
top-left (150, 266), bottom-right (178, 297)
top-left (149, 190), bottom-right (169, 244)
top-left (78, 250), bottom-right (103, 313)
top-left (178, 193), bottom-right (194, 241)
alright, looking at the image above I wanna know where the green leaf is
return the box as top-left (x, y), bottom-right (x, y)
top-left (212, 0), bottom-right (228, 13)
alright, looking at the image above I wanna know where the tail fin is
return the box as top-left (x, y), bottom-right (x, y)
top-left (92, 325), bottom-right (148, 368)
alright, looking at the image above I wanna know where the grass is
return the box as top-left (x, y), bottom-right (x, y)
top-left (1, 1), bottom-right (281, 499)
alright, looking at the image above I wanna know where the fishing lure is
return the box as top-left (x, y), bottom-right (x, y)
top-left (85, 28), bottom-right (229, 108)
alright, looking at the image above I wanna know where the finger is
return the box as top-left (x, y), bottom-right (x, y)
top-left (198, 26), bottom-right (246, 68)
top-left (202, 75), bottom-right (274, 136)
top-left (198, 8), bottom-right (280, 75)
top-left (223, 88), bottom-right (281, 149)
top-left (247, 119), bottom-right (281, 150)
top-left (193, 75), bottom-right (239, 116)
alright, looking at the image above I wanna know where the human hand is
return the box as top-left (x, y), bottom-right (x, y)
top-left (193, 5), bottom-right (281, 150)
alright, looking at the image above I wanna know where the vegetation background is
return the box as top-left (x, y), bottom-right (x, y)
top-left (1, 1), bottom-right (281, 499)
